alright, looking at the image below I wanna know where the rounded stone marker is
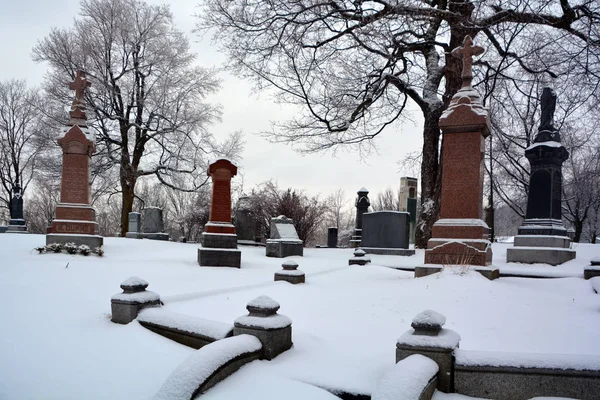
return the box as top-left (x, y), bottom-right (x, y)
top-left (247, 295), bottom-right (280, 316)
top-left (354, 248), bottom-right (366, 257)
top-left (120, 276), bottom-right (149, 293)
top-left (411, 309), bottom-right (446, 334)
top-left (282, 260), bottom-right (299, 270)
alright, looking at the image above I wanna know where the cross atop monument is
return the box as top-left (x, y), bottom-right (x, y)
top-left (451, 35), bottom-right (485, 88)
top-left (68, 70), bottom-right (91, 122)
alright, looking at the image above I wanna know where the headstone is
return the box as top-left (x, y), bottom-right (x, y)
top-left (0, 226), bottom-right (7, 233)
top-left (198, 159), bottom-right (241, 268)
top-left (141, 207), bottom-right (169, 240)
top-left (266, 215), bottom-right (303, 258)
top-left (111, 276), bottom-right (161, 324)
top-left (399, 177), bottom-right (418, 243)
top-left (327, 227), bottom-right (338, 248)
top-left (361, 211), bottom-right (415, 256)
top-left (420, 36), bottom-right (495, 275)
top-left (6, 183), bottom-right (27, 233)
top-left (234, 196), bottom-right (261, 245)
top-left (46, 71), bottom-right (103, 248)
top-left (233, 296), bottom-right (292, 360)
top-left (274, 259), bottom-right (305, 284)
top-left (350, 188), bottom-right (370, 247)
top-left (396, 310), bottom-right (461, 392)
top-left (348, 248), bottom-right (371, 265)
top-left (125, 212), bottom-right (143, 239)
top-left (507, 84), bottom-right (575, 265)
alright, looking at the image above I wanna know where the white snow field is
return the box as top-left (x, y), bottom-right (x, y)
top-left (0, 234), bottom-right (598, 399)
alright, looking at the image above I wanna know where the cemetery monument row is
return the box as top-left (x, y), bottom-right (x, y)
top-left (422, 36), bottom-right (494, 269)
top-left (46, 71), bottom-right (103, 248)
top-left (507, 81), bottom-right (575, 265)
top-left (198, 159), bottom-right (241, 268)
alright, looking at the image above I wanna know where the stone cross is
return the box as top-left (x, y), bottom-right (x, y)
top-left (68, 70), bottom-right (91, 121)
top-left (451, 35), bottom-right (484, 87)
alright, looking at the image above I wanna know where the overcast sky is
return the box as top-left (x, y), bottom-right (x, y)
top-left (0, 0), bottom-right (424, 205)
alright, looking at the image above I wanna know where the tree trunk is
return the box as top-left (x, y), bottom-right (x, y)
top-left (573, 220), bottom-right (583, 243)
top-left (119, 146), bottom-right (137, 237)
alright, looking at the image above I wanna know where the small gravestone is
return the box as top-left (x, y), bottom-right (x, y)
top-left (234, 197), bottom-right (262, 246)
top-left (349, 248), bottom-right (371, 266)
top-left (233, 296), bottom-right (292, 360)
top-left (350, 188), bottom-right (370, 247)
top-left (327, 227), bottom-right (338, 248)
top-left (125, 212), bottom-right (143, 239)
top-left (274, 260), bottom-right (305, 284)
top-left (361, 211), bottom-right (415, 256)
top-left (266, 215), bottom-right (303, 258)
top-left (396, 310), bottom-right (461, 392)
top-left (141, 207), bottom-right (168, 241)
top-left (111, 277), bottom-right (161, 324)
top-left (0, 226), bottom-right (7, 233)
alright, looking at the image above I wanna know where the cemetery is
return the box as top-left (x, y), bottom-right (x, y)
top-left (1, 1), bottom-right (600, 400)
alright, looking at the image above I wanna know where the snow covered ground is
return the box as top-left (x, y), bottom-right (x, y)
top-left (0, 234), bottom-right (598, 399)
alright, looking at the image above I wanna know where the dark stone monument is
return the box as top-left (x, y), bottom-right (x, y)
top-left (507, 84), bottom-right (575, 266)
top-left (361, 211), bottom-right (415, 256)
top-left (234, 196), bottom-right (262, 246)
top-left (327, 227), bottom-right (338, 248)
top-left (125, 212), bottom-right (143, 239)
top-left (7, 183), bottom-right (27, 233)
top-left (266, 215), bottom-right (303, 258)
top-left (350, 188), bottom-right (370, 248)
top-left (142, 207), bottom-right (169, 241)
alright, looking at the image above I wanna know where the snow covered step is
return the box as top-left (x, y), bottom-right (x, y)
top-left (372, 354), bottom-right (439, 400)
top-left (138, 308), bottom-right (233, 349)
top-left (154, 334), bottom-right (262, 400)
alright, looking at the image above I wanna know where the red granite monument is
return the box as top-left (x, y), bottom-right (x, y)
top-left (198, 159), bottom-right (241, 268)
top-left (46, 71), bottom-right (103, 247)
top-left (420, 36), bottom-right (495, 276)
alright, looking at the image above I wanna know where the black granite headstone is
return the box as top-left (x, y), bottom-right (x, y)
top-left (361, 211), bottom-right (411, 249)
top-left (327, 227), bottom-right (338, 248)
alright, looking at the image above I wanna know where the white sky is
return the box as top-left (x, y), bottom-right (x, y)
top-left (0, 0), bottom-right (424, 203)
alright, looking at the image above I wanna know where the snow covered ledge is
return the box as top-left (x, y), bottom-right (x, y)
top-left (372, 354), bottom-right (439, 400)
top-left (153, 334), bottom-right (262, 400)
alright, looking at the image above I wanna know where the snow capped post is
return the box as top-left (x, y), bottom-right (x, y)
top-left (274, 259), bottom-right (305, 284)
top-left (420, 36), bottom-right (495, 275)
top-left (233, 296), bottom-right (292, 360)
top-left (198, 158), bottom-right (241, 268)
top-left (111, 277), bottom-right (161, 324)
top-left (46, 70), bottom-right (103, 248)
top-left (348, 248), bottom-right (371, 266)
top-left (396, 310), bottom-right (461, 393)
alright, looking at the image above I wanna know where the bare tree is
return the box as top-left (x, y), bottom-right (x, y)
top-left (33, 0), bottom-right (241, 236)
top-left (199, 0), bottom-right (600, 247)
top-left (372, 187), bottom-right (401, 211)
top-left (0, 80), bottom-right (54, 216)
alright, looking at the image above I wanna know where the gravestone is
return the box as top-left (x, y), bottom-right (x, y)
top-left (234, 196), bottom-right (261, 245)
top-left (327, 227), bottom-right (338, 248)
top-left (360, 212), bottom-right (415, 255)
top-left (399, 177), bottom-right (418, 243)
top-left (198, 159), bottom-right (241, 268)
top-left (46, 71), bottom-right (103, 248)
top-left (266, 215), bottom-right (303, 258)
top-left (350, 188), bottom-right (370, 247)
top-left (507, 84), bottom-right (575, 265)
top-left (420, 36), bottom-right (495, 276)
top-left (0, 227), bottom-right (7, 233)
top-left (141, 207), bottom-right (169, 241)
top-left (6, 183), bottom-right (27, 233)
top-left (125, 212), bottom-right (143, 239)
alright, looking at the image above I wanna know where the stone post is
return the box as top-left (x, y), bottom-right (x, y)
top-left (233, 296), bottom-right (292, 360)
top-left (422, 36), bottom-right (493, 272)
top-left (327, 227), bottom-right (338, 248)
top-left (111, 277), bottom-right (161, 324)
top-left (198, 159), bottom-right (241, 268)
top-left (274, 260), bottom-right (305, 284)
top-left (396, 310), bottom-right (460, 393)
top-left (47, 71), bottom-right (103, 248)
top-left (350, 188), bottom-right (370, 248)
top-left (348, 248), bottom-right (371, 265)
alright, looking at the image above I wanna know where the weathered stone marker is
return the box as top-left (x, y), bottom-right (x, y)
top-left (421, 36), bottom-right (493, 273)
top-left (327, 227), bottom-right (338, 248)
top-left (6, 183), bottom-right (27, 233)
top-left (125, 212), bottom-right (143, 239)
top-left (348, 248), bottom-right (371, 266)
top-left (507, 83), bottom-right (575, 266)
top-left (46, 71), bottom-right (103, 248)
top-left (198, 159), bottom-right (241, 268)
top-left (266, 215), bottom-right (303, 258)
top-left (141, 207), bottom-right (169, 241)
top-left (111, 277), bottom-right (161, 324)
top-left (350, 188), bottom-right (370, 247)
top-left (274, 259), bottom-right (305, 284)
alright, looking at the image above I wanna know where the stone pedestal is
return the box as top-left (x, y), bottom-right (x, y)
top-left (350, 188), bottom-right (370, 247)
top-left (111, 277), bottom-right (161, 324)
top-left (233, 296), bottom-right (292, 360)
top-left (7, 219), bottom-right (27, 233)
top-left (198, 159), bottom-right (241, 268)
top-left (396, 310), bottom-right (460, 393)
top-left (47, 71), bottom-right (103, 248)
top-left (274, 260), bottom-right (305, 284)
top-left (507, 138), bottom-right (575, 266)
top-left (327, 227), bottom-right (338, 248)
top-left (348, 248), bottom-right (371, 266)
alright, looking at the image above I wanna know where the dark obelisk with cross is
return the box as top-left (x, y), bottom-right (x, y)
top-left (418, 36), bottom-right (497, 278)
top-left (6, 183), bottom-right (28, 233)
top-left (507, 82), bottom-right (575, 265)
top-left (46, 71), bottom-right (103, 248)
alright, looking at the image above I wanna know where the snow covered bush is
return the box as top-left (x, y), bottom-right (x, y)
top-left (64, 242), bottom-right (78, 254)
top-left (78, 245), bottom-right (91, 256)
